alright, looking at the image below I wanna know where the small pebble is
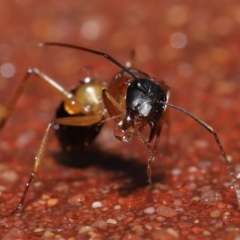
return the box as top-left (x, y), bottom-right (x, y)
top-left (92, 201), bottom-right (103, 208)
top-left (121, 234), bottom-right (143, 240)
top-left (156, 205), bottom-right (178, 218)
top-left (34, 228), bottom-right (44, 233)
top-left (188, 166), bottom-right (197, 173)
top-left (91, 220), bottom-right (107, 230)
top-left (214, 220), bottom-right (223, 228)
top-left (156, 216), bottom-right (166, 221)
top-left (171, 168), bottom-right (182, 176)
top-left (191, 196), bottom-right (200, 202)
top-left (225, 227), bottom-right (240, 232)
top-left (167, 228), bottom-right (179, 238)
top-left (200, 190), bottom-right (222, 204)
top-left (145, 224), bottom-right (152, 230)
top-left (78, 226), bottom-right (94, 234)
top-left (0, 170), bottom-right (18, 183)
top-left (47, 198), bottom-right (59, 207)
top-left (68, 193), bottom-right (86, 205)
top-left (173, 199), bottom-right (182, 206)
top-left (114, 204), bottom-right (121, 210)
top-left (43, 230), bottom-right (55, 237)
top-left (106, 218), bottom-right (117, 225)
top-left (0, 185), bottom-right (6, 191)
top-left (210, 210), bottom-right (221, 218)
top-left (143, 207), bottom-right (155, 215)
top-left (203, 230), bottom-right (211, 236)
top-left (222, 212), bottom-right (231, 222)
top-left (41, 194), bottom-right (50, 200)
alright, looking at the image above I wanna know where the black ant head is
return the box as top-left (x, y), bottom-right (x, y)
top-left (122, 77), bottom-right (167, 143)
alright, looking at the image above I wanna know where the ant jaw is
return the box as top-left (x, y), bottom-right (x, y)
top-left (114, 121), bottom-right (134, 142)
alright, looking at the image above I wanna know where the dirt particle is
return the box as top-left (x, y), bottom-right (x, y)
top-left (92, 201), bottom-right (103, 208)
top-left (91, 219), bottom-right (107, 230)
top-left (173, 199), bottom-right (182, 206)
top-left (225, 227), bottom-right (240, 232)
top-left (43, 230), bottom-right (55, 237)
top-left (114, 204), bottom-right (121, 210)
top-left (152, 229), bottom-right (178, 239)
top-left (41, 194), bottom-right (50, 200)
top-left (210, 210), bottom-right (222, 218)
top-left (167, 228), bottom-right (179, 238)
top-left (106, 218), bottom-right (117, 225)
top-left (47, 198), bottom-right (59, 207)
top-left (121, 234), bottom-right (143, 240)
top-left (34, 227), bottom-right (44, 233)
top-left (203, 230), bottom-right (212, 236)
top-left (143, 207), bottom-right (155, 215)
top-left (0, 169), bottom-right (18, 183)
top-left (156, 216), bottom-right (166, 222)
top-left (200, 190), bottom-right (222, 204)
top-left (156, 205), bottom-right (178, 218)
top-left (68, 193), bottom-right (86, 205)
top-left (78, 226), bottom-right (94, 234)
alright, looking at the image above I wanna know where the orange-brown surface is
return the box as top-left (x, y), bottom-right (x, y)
top-left (0, 1), bottom-right (240, 239)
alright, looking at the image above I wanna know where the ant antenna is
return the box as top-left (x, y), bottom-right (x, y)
top-left (39, 42), bottom-right (137, 80)
top-left (160, 101), bottom-right (240, 207)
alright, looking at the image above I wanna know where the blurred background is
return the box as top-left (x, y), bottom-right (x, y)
top-left (1, 1), bottom-right (240, 238)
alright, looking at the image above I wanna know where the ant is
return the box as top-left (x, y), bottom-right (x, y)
top-left (1, 42), bottom-right (240, 216)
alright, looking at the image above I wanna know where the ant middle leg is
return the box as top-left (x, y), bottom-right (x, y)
top-left (5, 110), bottom-right (104, 216)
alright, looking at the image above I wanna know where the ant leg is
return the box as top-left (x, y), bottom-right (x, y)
top-left (7, 122), bottom-right (53, 215)
top-left (146, 86), bottom-right (170, 183)
top-left (161, 101), bottom-right (240, 208)
top-left (102, 88), bottom-right (125, 121)
top-left (134, 129), bottom-right (162, 184)
top-left (6, 111), bottom-right (103, 216)
top-left (54, 114), bottom-right (103, 126)
top-left (145, 110), bottom-right (168, 183)
top-left (0, 67), bottom-right (83, 130)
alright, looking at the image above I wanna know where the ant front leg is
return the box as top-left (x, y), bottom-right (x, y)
top-left (146, 85), bottom-right (170, 183)
top-left (161, 101), bottom-right (240, 208)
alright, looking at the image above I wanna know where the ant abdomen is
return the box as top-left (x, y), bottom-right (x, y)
top-left (55, 103), bottom-right (102, 154)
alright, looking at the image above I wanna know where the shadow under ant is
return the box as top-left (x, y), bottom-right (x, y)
top-left (52, 144), bottom-right (165, 196)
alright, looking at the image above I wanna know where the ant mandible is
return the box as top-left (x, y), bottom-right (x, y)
top-left (1, 42), bottom-right (240, 215)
